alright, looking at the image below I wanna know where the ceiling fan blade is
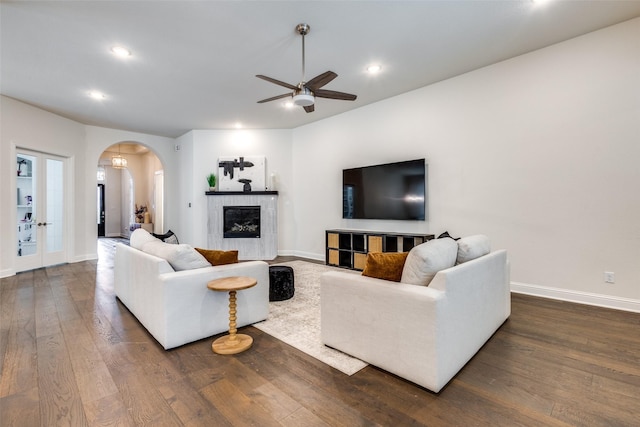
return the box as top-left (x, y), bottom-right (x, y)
top-left (303, 104), bottom-right (315, 113)
top-left (257, 93), bottom-right (292, 103)
top-left (256, 75), bottom-right (298, 91)
top-left (306, 71), bottom-right (337, 91)
top-left (315, 89), bottom-right (357, 101)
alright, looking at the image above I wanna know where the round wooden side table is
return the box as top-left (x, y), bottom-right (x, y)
top-left (207, 276), bottom-right (257, 354)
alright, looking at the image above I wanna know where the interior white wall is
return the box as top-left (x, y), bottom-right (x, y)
top-left (0, 96), bottom-right (85, 276)
top-left (291, 18), bottom-right (640, 306)
top-left (174, 131), bottom-right (194, 244)
top-left (143, 151), bottom-right (163, 228)
top-left (183, 129), bottom-right (293, 252)
top-left (104, 166), bottom-right (122, 237)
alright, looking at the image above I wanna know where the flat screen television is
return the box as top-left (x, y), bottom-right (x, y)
top-left (342, 159), bottom-right (426, 220)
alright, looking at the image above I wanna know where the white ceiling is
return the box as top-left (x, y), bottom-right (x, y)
top-left (2, 1), bottom-right (640, 138)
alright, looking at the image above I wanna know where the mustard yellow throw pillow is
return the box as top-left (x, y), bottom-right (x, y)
top-left (195, 248), bottom-right (239, 266)
top-left (361, 252), bottom-right (409, 282)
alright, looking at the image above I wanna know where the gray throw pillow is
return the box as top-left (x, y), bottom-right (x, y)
top-left (400, 238), bottom-right (458, 286)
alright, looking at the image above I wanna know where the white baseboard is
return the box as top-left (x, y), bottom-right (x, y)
top-left (511, 281), bottom-right (640, 313)
top-left (72, 253), bottom-right (98, 263)
top-left (0, 268), bottom-right (16, 279)
top-left (277, 249), bottom-right (324, 262)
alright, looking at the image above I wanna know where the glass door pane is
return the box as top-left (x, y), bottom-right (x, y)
top-left (17, 154), bottom-right (37, 257)
top-left (45, 158), bottom-right (64, 253)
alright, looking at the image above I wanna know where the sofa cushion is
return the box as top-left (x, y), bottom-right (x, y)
top-left (130, 228), bottom-right (160, 250)
top-left (457, 235), bottom-right (490, 264)
top-left (152, 229), bottom-right (179, 244)
top-left (141, 240), bottom-right (210, 271)
top-left (361, 252), bottom-right (409, 282)
top-left (400, 238), bottom-right (458, 286)
top-left (195, 248), bottom-right (239, 266)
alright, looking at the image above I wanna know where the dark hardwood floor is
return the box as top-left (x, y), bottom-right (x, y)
top-left (1, 239), bottom-right (639, 426)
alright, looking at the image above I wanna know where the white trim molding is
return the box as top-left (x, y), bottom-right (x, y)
top-left (511, 281), bottom-right (640, 313)
top-left (279, 250), bottom-right (324, 261)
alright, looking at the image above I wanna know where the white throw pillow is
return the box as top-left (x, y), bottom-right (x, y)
top-left (130, 228), bottom-right (160, 250)
top-left (141, 240), bottom-right (210, 271)
top-left (457, 234), bottom-right (490, 264)
top-left (400, 238), bottom-right (458, 286)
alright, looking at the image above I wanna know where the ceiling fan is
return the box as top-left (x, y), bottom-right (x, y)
top-left (256, 23), bottom-right (357, 113)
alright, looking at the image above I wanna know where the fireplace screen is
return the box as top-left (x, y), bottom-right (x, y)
top-left (223, 206), bottom-right (261, 238)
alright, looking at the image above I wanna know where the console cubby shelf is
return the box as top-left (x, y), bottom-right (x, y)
top-left (326, 229), bottom-right (435, 271)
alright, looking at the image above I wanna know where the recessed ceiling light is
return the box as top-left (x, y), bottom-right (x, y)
top-left (89, 91), bottom-right (106, 100)
top-left (111, 46), bottom-right (131, 58)
top-left (367, 64), bottom-right (382, 74)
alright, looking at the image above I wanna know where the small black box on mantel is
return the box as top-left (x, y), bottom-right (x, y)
top-left (268, 266), bottom-right (295, 301)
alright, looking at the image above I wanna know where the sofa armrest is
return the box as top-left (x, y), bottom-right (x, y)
top-left (154, 260), bottom-right (269, 349)
top-left (426, 249), bottom-right (510, 388)
top-left (321, 271), bottom-right (445, 388)
top-left (115, 243), bottom-right (174, 307)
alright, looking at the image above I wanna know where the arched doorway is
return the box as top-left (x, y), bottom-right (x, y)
top-left (97, 142), bottom-right (164, 238)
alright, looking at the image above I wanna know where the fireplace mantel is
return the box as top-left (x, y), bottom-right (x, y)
top-left (206, 191), bottom-right (278, 196)
top-left (207, 192), bottom-right (278, 260)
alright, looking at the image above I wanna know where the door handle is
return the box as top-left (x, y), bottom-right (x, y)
top-left (37, 222), bottom-right (51, 227)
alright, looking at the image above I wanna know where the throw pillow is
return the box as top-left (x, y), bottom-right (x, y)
top-left (437, 231), bottom-right (460, 240)
top-left (361, 252), bottom-right (409, 282)
top-left (141, 241), bottom-right (210, 271)
top-left (456, 235), bottom-right (490, 264)
top-left (130, 228), bottom-right (160, 250)
top-left (195, 248), bottom-right (239, 266)
top-left (152, 230), bottom-right (179, 244)
top-left (400, 238), bottom-right (458, 286)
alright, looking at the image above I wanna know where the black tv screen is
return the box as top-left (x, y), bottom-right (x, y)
top-left (343, 159), bottom-right (426, 220)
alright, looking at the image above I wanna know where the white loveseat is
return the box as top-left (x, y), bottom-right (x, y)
top-left (320, 236), bottom-right (510, 393)
top-left (114, 230), bottom-right (269, 350)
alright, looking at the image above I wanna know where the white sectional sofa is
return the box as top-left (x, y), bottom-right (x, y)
top-left (320, 236), bottom-right (510, 393)
top-left (114, 229), bottom-right (269, 350)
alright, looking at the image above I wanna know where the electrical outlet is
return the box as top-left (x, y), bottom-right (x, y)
top-left (604, 272), bottom-right (615, 284)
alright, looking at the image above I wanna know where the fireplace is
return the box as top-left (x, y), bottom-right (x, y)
top-left (223, 206), bottom-right (261, 238)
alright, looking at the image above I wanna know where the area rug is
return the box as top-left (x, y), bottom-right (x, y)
top-left (253, 260), bottom-right (368, 375)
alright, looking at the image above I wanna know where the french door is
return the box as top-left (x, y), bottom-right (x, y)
top-left (15, 149), bottom-right (67, 272)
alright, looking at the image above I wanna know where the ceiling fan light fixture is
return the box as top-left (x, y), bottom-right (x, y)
top-left (293, 93), bottom-right (314, 107)
top-left (256, 22), bottom-right (356, 112)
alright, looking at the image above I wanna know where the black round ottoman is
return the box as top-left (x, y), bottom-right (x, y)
top-left (269, 265), bottom-right (295, 301)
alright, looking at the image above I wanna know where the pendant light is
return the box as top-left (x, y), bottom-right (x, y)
top-left (112, 144), bottom-right (128, 169)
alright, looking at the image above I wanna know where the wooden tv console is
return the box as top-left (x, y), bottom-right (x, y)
top-left (325, 229), bottom-right (435, 271)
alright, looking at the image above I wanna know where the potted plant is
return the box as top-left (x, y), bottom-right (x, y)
top-left (206, 173), bottom-right (217, 191)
